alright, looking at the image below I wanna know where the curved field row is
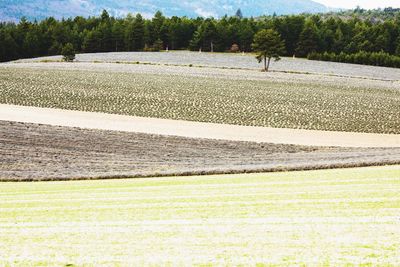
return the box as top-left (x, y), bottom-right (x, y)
top-left (1, 104), bottom-right (399, 148)
top-left (13, 51), bottom-right (400, 81)
top-left (1, 120), bottom-right (400, 181)
top-left (0, 65), bottom-right (399, 134)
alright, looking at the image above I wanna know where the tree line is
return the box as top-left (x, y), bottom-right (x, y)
top-left (1, 9), bottom-right (400, 68)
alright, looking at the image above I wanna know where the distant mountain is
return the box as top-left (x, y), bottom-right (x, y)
top-left (0, 0), bottom-right (330, 22)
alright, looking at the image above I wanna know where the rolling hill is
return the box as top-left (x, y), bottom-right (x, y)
top-left (0, 0), bottom-right (329, 22)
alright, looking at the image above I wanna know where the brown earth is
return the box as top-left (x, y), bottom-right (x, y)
top-left (1, 120), bottom-right (400, 182)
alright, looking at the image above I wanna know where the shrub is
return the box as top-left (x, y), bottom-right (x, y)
top-left (61, 43), bottom-right (75, 62)
top-left (230, 44), bottom-right (240, 53)
top-left (152, 39), bottom-right (164, 52)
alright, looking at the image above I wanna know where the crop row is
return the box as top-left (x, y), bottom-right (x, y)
top-left (0, 67), bottom-right (399, 134)
top-left (17, 51), bottom-right (400, 81)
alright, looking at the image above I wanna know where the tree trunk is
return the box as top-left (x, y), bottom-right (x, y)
top-left (264, 56), bottom-right (267, 71)
top-left (266, 57), bottom-right (271, 72)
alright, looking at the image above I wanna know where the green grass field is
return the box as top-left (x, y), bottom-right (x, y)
top-left (1, 166), bottom-right (399, 266)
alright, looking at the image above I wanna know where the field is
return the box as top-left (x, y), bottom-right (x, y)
top-left (14, 51), bottom-right (400, 80)
top-left (1, 52), bottom-right (399, 180)
top-left (2, 121), bottom-right (399, 181)
top-left (1, 64), bottom-right (399, 134)
top-left (1, 52), bottom-right (399, 266)
top-left (0, 166), bottom-right (399, 266)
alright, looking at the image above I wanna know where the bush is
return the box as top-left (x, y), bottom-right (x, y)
top-left (61, 43), bottom-right (75, 62)
top-left (153, 39), bottom-right (164, 51)
top-left (230, 44), bottom-right (240, 53)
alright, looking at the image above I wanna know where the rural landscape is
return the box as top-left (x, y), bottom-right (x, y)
top-left (1, 0), bottom-right (400, 266)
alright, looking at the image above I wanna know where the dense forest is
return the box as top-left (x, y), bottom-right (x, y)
top-left (1, 9), bottom-right (400, 67)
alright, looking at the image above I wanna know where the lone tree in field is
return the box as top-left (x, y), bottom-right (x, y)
top-left (252, 29), bottom-right (285, 72)
top-left (61, 43), bottom-right (76, 62)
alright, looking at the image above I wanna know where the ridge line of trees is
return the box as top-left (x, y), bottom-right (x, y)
top-left (1, 9), bottom-right (400, 68)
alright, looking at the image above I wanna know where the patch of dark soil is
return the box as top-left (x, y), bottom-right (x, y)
top-left (1, 121), bottom-right (399, 181)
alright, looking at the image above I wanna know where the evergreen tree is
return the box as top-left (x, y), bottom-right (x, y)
top-left (332, 28), bottom-right (344, 53)
top-left (1, 8), bottom-right (400, 69)
top-left (189, 19), bottom-right (217, 52)
top-left (0, 29), bottom-right (18, 61)
top-left (112, 20), bottom-right (124, 52)
top-left (274, 15), bottom-right (305, 56)
top-left (235, 9), bottom-right (243, 19)
top-left (296, 20), bottom-right (319, 57)
top-left (396, 37), bottom-right (400, 55)
top-left (238, 22), bottom-right (254, 52)
top-left (252, 29), bottom-right (286, 71)
top-left (131, 14), bottom-right (145, 51)
top-left (83, 29), bottom-right (101, 52)
top-left (61, 43), bottom-right (75, 61)
top-left (101, 10), bottom-right (110, 22)
top-left (124, 14), bottom-right (135, 51)
top-left (152, 38), bottom-right (164, 51)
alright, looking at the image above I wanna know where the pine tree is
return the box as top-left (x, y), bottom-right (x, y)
top-left (235, 9), bottom-right (243, 19)
top-left (152, 38), bottom-right (164, 51)
top-left (238, 22), bottom-right (254, 52)
top-left (252, 29), bottom-right (286, 71)
top-left (132, 14), bottom-right (145, 51)
top-left (189, 19), bottom-right (217, 52)
top-left (296, 20), bottom-right (320, 57)
top-left (61, 43), bottom-right (75, 62)
top-left (396, 37), bottom-right (400, 56)
top-left (112, 21), bottom-right (124, 52)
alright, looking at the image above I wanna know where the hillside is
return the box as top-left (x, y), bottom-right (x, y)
top-left (0, 0), bottom-right (329, 22)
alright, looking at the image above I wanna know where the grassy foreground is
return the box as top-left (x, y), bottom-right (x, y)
top-left (0, 166), bottom-right (399, 266)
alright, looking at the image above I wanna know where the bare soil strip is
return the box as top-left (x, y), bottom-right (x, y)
top-left (1, 121), bottom-right (399, 181)
top-left (1, 104), bottom-right (399, 148)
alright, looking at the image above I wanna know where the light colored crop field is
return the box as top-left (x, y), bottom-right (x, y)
top-left (13, 51), bottom-right (400, 81)
top-left (0, 166), bottom-right (399, 266)
top-left (0, 66), bottom-right (399, 134)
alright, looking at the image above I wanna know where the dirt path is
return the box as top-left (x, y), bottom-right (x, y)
top-left (1, 104), bottom-right (399, 148)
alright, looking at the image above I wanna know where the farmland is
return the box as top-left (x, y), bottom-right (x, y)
top-left (1, 121), bottom-right (399, 181)
top-left (14, 51), bottom-right (400, 81)
top-left (1, 166), bottom-right (399, 266)
top-left (1, 51), bottom-right (399, 266)
top-left (1, 62), bottom-right (399, 134)
top-left (1, 53), bottom-right (399, 180)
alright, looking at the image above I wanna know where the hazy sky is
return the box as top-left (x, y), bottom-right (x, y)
top-left (314, 0), bottom-right (400, 9)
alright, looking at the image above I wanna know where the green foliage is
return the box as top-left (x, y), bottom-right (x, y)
top-left (235, 9), bottom-right (243, 19)
top-left (308, 51), bottom-right (400, 68)
top-left (125, 14), bottom-right (145, 51)
top-left (1, 8), bottom-right (400, 68)
top-left (61, 43), bottom-right (75, 62)
top-left (189, 19), bottom-right (217, 52)
top-left (144, 38), bottom-right (164, 52)
top-left (295, 20), bottom-right (320, 57)
top-left (252, 29), bottom-right (285, 71)
top-left (153, 38), bottom-right (164, 51)
top-left (396, 38), bottom-right (400, 56)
